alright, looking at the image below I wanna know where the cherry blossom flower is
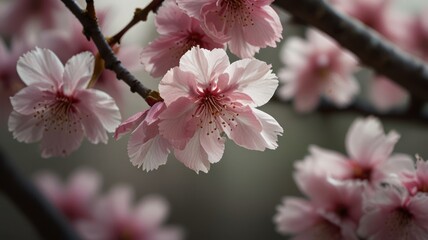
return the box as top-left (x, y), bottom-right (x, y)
top-left (8, 48), bottom-right (121, 158)
top-left (274, 177), bottom-right (364, 240)
top-left (77, 186), bottom-right (183, 240)
top-left (141, 0), bottom-right (224, 78)
top-left (115, 102), bottom-right (172, 172)
top-left (158, 46), bottom-right (283, 173)
top-left (358, 184), bottom-right (428, 240)
top-left (34, 168), bottom-right (101, 223)
top-left (176, 0), bottom-right (282, 58)
top-left (0, 0), bottom-right (63, 37)
top-left (36, 12), bottom-right (138, 107)
top-left (278, 29), bottom-right (359, 112)
top-left (294, 117), bottom-right (411, 185)
top-left (369, 75), bottom-right (409, 113)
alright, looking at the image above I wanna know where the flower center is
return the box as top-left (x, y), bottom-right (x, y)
top-left (218, 0), bottom-right (255, 28)
top-left (350, 161), bottom-right (372, 181)
top-left (170, 32), bottom-right (204, 61)
top-left (33, 92), bottom-right (81, 134)
top-left (193, 85), bottom-right (239, 139)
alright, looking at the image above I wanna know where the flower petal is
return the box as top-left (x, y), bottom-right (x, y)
top-left (159, 67), bottom-right (198, 105)
top-left (128, 129), bottom-right (170, 171)
top-left (8, 110), bottom-right (44, 143)
top-left (114, 111), bottom-right (147, 140)
top-left (346, 117), bottom-right (400, 167)
top-left (17, 48), bottom-right (63, 88)
top-left (226, 58), bottom-right (278, 107)
top-left (179, 47), bottom-right (229, 86)
top-left (63, 51), bottom-right (94, 94)
top-left (174, 131), bottom-right (211, 173)
top-left (10, 86), bottom-right (52, 115)
top-left (39, 123), bottom-right (84, 158)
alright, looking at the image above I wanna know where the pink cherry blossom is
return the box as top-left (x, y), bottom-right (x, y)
top-left (158, 46), bottom-right (283, 173)
top-left (115, 102), bottom-right (172, 172)
top-left (36, 12), bottom-right (138, 107)
top-left (358, 185), bottom-right (428, 240)
top-left (401, 156), bottom-right (428, 195)
top-left (294, 117), bottom-right (411, 185)
top-left (8, 48), bottom-right (121, 158)
top-left (77, 186), bottom-right (183, 240)
top-left (141, 0), bottom-right (224, 78)
top-left (278, 29), bottom-right (359, 112)
top-left (0, 0), bottom-right (63, 37)
top-left (274, 178), bottom-right (364, 240)
top-left (34, 168), bottom-right (101, 223)
top-left (176, 0), bottom-right (283, 58)
top-left (369, 75), bottom-right (409, 113)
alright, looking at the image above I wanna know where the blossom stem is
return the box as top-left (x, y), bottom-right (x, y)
top-left (60, 0), bottom-right (157, 104)
top-left (107, 0), bottom-right (165, 46)
top-left (274, 0), bottom-right (428, 103)
top-left (0, 148), bottom-right (81, 240)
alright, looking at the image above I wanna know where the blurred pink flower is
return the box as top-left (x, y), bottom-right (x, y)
top-left (77, 186), bottom-right (183, 240)
top-left (176, 0), bottom-right (282, 58)
top-left (358, 185), bottom-right (428, 240)
top-left (369, 75), bottom-right (408, 113)
top-left (158, 46), bottom-right (282, 173)
top-left (295, 117), bottom-right (410, 185)
top-left (278, 30), bottom-right (359, 112)
top-left (407, 11), bottom-right (428, 61)
top-left (332, 0), bottom-right (409, 44)
top-left (34, 169), bottom-right (101, 223)
top-left (141, 0), bottom-right (224, 78)
top-left (401, 156), bottom-right (428, 195)
top-left (275, 178), bottom-right (364, 240)
top-left (0, 0), bottom-right (63, 37)
top-left (115, 102), bottom-right (172, 172)
top-left (8, 48), bottom-right (121, 157)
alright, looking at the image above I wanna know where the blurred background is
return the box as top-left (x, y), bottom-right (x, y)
top-left (1, 0), bottom-right (428, 239)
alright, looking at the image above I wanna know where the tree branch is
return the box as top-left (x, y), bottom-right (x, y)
top-left (0, 148), bottom-right (80, 240)
top-left (60, 0), bottom-right (157, 104)
top-left (274, 0), bottom-right (428, 102)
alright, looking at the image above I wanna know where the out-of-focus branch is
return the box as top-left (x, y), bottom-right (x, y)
top-left (108, 0), bottom-right (164, 45)
top-left (274, 0), bottom-right (428, 102)
top-left (0, 148), bottom-right (80, 240)
top-left (60, 0), bottom-right (158, 104)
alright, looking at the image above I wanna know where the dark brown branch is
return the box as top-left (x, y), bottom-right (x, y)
top-left (274, 0), bottom-right (428, 102)
top-left (108, 0), bottom-right (164, 45)
top-left (60, 0), bottom-right (156, 103)
top-left (271, 95), bottom-right (428, 125)
top-left (0, 148), bottom-right (80, 240)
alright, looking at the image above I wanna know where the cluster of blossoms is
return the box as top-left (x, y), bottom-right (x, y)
top-left (274, 116), bottom-right (428, 239)
top-left (279, 0), bottom-right (428, 113)
top-left (141, 0), bottom-right (283, 78)
top-left (34, 168), bottom-right (184, 240)
top-left (5, 0), bottom-right (283, 173)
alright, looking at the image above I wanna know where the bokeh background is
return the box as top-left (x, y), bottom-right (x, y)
top-left (1, 0), bottom-right (428, 239)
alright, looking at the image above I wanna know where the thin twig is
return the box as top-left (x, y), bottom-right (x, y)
top-left (108, 0), bottom-right (165, 45)
top-left (60, 0), bottom-right (157, 104)
top-left (274, 0), bottom-right (428, 103)
top-left (0, 148), bottom-right (81, 240)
